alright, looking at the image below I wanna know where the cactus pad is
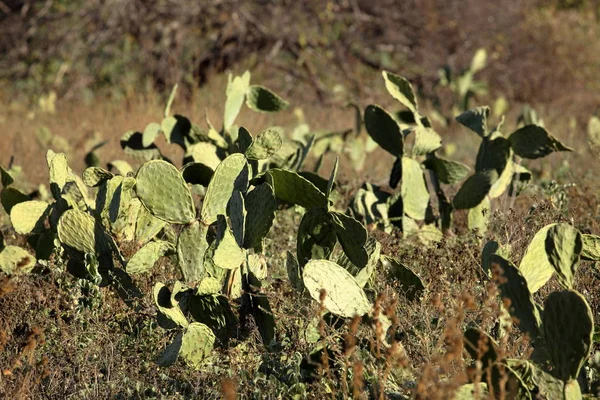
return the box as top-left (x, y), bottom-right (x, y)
top-left (0, 245), bottom-right (36, 275)
top-left (135, 160), bottom-right (195, 224)
top-left (302, 259), bottom-right (371, 318)
top-left (10, 200), bottom-right (49, 234)
top-left (364, 105), bottom-right (403, 157)
top-left (245, 85), bottom-right (289, 113)
top-left (126, 240), bottom-right (174, 275)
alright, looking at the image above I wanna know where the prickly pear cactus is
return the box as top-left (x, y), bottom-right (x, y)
top-left (135, 160), bottom-right (195, 224)
top-left (302, 259), bottom-right (371, 318)
top-left (0, 245), bottom-right (36, 275)
top-left (126, 240), bottom-right (175, 275)
top-left (201, 153), bottom-right (249, 225)
top-left (177, 221), bottom-right (209, 283)
top-left (57, 209), bottom-right (110, 255)
top-left (10, 200), bottom-right (49, 235)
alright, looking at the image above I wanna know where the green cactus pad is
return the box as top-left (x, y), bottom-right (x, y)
top-left (227, 190), bottom-right (245, 247)
top-left (381, 71), bottom-right (418, 113)
top-left (120, 131), bottom-right (162, 162)
top-left (391, 157), bottom-right (402, 190)
top-left (297, 207), bottom-right (337, 267)
top-left (212, 216), bottom-right (245, 270)
top-left (48, 151), bottom-right (70, 199)
top-left (245, 85), bottom-right (289, 113)
top-left (302, 259), bottom-right (371, 318)
top-left (266, 169), bottom-right (326, 209)
top-left (422, 156), bottom-right (470, 185)
top-left (519, 224), bottom-right (557, 293)
top-left (135, 205), bottom-right (167, 244)
top-left (456, 106), bottom-right (490, 137)
top-left (243, 183), bottom-right (276, 249)
top-left (201, 153), bottom-right (249, 225)
top-left (247, 272), bottom-right (276, 346)
top-left (82, 167), bottom-right (114, 187)
top-left (508, 125), bottom-right (572, 159)
top-left (181, 162), bottom-right (214, 187)
top-left (1, 187), bottom-right (30, 214)
top-left (189, 142), bottom-right (222, 170)
top-left (475, 136), bottom-right (511, 173)
top-left (237, 127), bottom-right (253, 153)
top-left (135, 160), bottom-right (195, 224)
top-left (413, 126), bottom-right (442, 156)
top-left (57, 209), bottom-right (109, 255)
top-left (107, 160), bottom-right (134, 176)
top-left (153, 282), bottom-right (188, 328)
top-left (187, 294), bottom-right (237, 340)
top-left (337, 236), bottom-right (380, 288)
top-left (581, 234), bottom-right (600, 261)
top-left (1, 165), bottom-right (14, 188)
top-left (177, 221), bottom-right (209, 283)
top-left (0, 245), bottom-right (36, 275)
top-left (401, 157), bottom-right (430, 220)
top-left (542, 290), bottom-right (593, 382)
top-left (467, 196), bottom-right (490, 234)
top-left (196, 277), bottom-right (222, 296)
top-left (126, 240), bottom-right (174, 275)
top-left (330, 211), bottom-right (368, 268)
top-left (142, 122), bottom-right (162, 148)
top-left (382, 255), bottom-right (425, 301)
top-left (224, 71), bottom-right (251, 131)
top-left (286, 251), bottom-right (304, 292)
top-left (544, 224), bottom-right (582, 290)
top-left (160, 115), bottom-right (190, 148)
top-left (490, 254), bottom-right (542, 342)
top-left (245, 128), bottom-right (283, 160)
top-left (453, 170), bottom-right (497, 210)
top-left (326, 157), bottom-right (338, 202)
top-left (10, 200), bottom-right (49, 235)
top-left (364, 105), bottom-right (403, 157)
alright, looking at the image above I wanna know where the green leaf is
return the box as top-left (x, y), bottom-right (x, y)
top-left (470, 48), bottom-right (487, 73)
top-left (508, 125), bottom-right (572, 159)
top-left (364, 105), bottom-right (403, 156)
top-left (422, 156), bottom-right (470, 185)
top-left (413, 126), bottom-right (442, 156)
top-left (543, 290), bottom-right (593, 382)
top-left (266, 169), bottom-right (327, 209)
top-left (135, 160), bottom-right (196, 224)
top-left (126, 240), bottom-right (174, 275)
top-left (302, 259), bottom-right (372, 318)
top-left (382, 255), bottom-right (425, 301)
top-left (453, 170), bottom-right (497, 210)
top-left (381, 71), bottom-right (418, 113)
top-left (0, 246), bottom-right (36, 275)
top-left (330, 211), bottom-right (368, 269)
top-left (456, 106), bottom-right (490, 137)
top-left (544, 223), bottom-right (582, 289)
top-left (401, 157), bottom-right (430, 220)
top-left (245, 128), bottom-right (283, 160)
top-left (10, 200), bottom-right (49, 235)
top-left (201, 154), bottom-right (249, 225)
top-left (245, 85), bottom-right (289, 113)
top-left (519, 224), bottom-right (557, 293)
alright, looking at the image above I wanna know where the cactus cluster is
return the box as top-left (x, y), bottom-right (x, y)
top-left (461, 223), bottom-right (593, 399)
